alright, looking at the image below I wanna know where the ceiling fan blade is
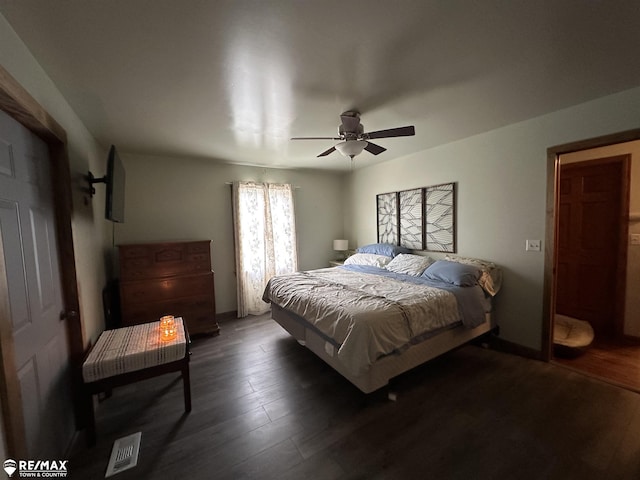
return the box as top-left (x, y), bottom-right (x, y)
top-left (291, 136), bottom-right (342, 140)
top-left (365, 125), bottom-right (415, 139)
top-left (364, 142), bottom-right (386, 155)
top-left (317, 146), bottom-right (336, 157)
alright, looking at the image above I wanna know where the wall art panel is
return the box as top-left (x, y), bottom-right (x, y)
top-left (398, 188), bottom-right (424, 249)
top-left (376, 192), bottom-right (398, 244)
top-left (425, 183), bottom-right (455, 252)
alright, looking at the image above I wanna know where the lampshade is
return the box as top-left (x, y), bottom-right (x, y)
top-left (333, 239), bottom-right (348, 251)
top-left (335, 140), bottom-right (367, 158)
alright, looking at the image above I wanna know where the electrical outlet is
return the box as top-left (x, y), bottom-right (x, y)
top-left (526, 239), bottom-right (541, 252)
top-left (631, 234), bottom-right (640, 246)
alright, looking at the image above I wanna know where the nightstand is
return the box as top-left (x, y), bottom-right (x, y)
top-left (329, 260), bottom-right (344, 267)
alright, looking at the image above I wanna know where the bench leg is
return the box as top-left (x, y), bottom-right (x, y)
top-left (182, 364), bottom-right (192, 412)
top-left (85, 392), bottom-right (96, 447)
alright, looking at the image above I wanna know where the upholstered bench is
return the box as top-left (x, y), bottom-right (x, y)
top-left (82, 317), bottom-right (191, 446)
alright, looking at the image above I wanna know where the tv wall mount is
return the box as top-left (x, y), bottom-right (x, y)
top-left (86, 171), bottom-right (106, 197)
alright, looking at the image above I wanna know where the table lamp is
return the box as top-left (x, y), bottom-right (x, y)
top-left (333, 239), bottom-right (349, 260)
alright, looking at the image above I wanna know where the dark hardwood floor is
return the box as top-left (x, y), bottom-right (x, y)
top-left (67, 315), bottom-right (640, 479)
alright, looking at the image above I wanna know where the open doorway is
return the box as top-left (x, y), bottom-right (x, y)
top-left (544, 135), bottom-right (640, 392)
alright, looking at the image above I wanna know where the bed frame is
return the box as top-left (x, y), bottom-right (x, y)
top-left (271, 303), bottom-right (495, 393)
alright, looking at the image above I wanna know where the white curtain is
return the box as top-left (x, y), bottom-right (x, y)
top-left (232, 182), bottom-right (298, 316)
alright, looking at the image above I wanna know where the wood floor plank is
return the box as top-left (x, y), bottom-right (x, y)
top-left (278, 451), bottom-right (346, 480)
top-left (215, 439), bottom-right (304, 480)
top-left (608, 401), bottom-right (640, 479)
top-left (553, 337), bottom-right (640, 392)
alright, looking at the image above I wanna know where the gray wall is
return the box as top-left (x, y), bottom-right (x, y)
top-left (345, 86), bottom-right (640, 351)
top-left (114, 154), bottom-right (346, 314)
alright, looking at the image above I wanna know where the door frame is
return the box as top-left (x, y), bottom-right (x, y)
top-left (542, 129), bottom-right (640, 361)
top-left (0, 65), bottom-right (85, 457)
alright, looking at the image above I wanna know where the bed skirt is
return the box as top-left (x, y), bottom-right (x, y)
top-left (270, 303), bottom-right (495, 393)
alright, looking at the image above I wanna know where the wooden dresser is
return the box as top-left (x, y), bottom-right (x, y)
top-left (118, 240), bottom-right (219, 336)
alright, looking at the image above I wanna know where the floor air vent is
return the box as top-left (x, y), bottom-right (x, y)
top-left (105, 432), bottom-right (142, 477)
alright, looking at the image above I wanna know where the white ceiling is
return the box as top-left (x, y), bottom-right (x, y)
top-left (1, 1), bottom-right (639, 171)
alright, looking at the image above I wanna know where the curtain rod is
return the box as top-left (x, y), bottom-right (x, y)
top-left (225, 182), bottom-right (301, 189)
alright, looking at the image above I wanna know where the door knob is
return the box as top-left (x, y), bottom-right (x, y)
top-left (60, 310), bottom-right (78, 320)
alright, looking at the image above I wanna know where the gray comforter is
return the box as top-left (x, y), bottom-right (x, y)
top-left (263, 267), bottom-right (467, 376)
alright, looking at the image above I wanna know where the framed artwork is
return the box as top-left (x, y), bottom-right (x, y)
top-left (425, 182), bottom-right (456, 252)
top-left (398, 188), bottom-right (424, 249)
top-left (376, 192), bottom-right (398, 244)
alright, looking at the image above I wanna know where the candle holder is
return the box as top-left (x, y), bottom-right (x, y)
top-left (159, 315), bottom-right (177, 341)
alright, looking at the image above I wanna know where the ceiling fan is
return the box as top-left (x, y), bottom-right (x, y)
top-left (291, 111), bottom-right (415, 159)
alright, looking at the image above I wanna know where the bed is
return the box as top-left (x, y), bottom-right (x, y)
top-left (262, 247), bottom-right (502, 393)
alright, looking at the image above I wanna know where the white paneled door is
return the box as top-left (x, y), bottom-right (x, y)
top-left (0, 109), bottom-right (74, 458)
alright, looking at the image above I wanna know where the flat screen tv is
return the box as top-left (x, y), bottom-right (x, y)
top-left (105, 145), bottom-right (125, 223)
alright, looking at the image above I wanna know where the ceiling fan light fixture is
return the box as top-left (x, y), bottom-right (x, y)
top-left (335, 140), bottom-right (367, 158)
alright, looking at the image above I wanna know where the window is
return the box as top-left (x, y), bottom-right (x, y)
top-left (232, 182), bottom-right (298, 316)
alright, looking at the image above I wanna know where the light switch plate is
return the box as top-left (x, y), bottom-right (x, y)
top-left (526, 239), bottom-right (541, 252)
top-left (631, 234), bottom-right (640, 245)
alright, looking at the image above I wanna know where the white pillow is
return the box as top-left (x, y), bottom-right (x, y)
top-left (343, 253), bottom-right (391, 268)
top-left (385, 253), bottom-right (433, 276)
top-left (445, 255), bottom-right (502, 296)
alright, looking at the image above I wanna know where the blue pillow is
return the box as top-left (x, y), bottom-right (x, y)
top-left (356, 243), bottom-right (411, 258)
top-left (422, 260), bottom-right (481, 286)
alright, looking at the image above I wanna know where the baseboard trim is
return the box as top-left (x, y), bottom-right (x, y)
top-left (623, 334), bottom-right (640, 345)
top-left (489, 336), bottom-right (543, 360)
top-left (216, 311), bottom-right (238, 321)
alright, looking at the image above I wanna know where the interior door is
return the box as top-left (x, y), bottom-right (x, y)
top-left (0, 109), bottom-right (74, 458)
top-left (556, 157), bottom-right (627, 336)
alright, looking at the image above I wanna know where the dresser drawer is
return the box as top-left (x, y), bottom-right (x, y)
top-left (187, 241), bottom-right (210, 254)
top-left (120, 259), bottom-right (210, 280)
top-left (120, 272), bottom-right (213, 306)
top-left (121, 295), bottom-right (214, 325)
top-left (119, 241), bottom-right (211, 280)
